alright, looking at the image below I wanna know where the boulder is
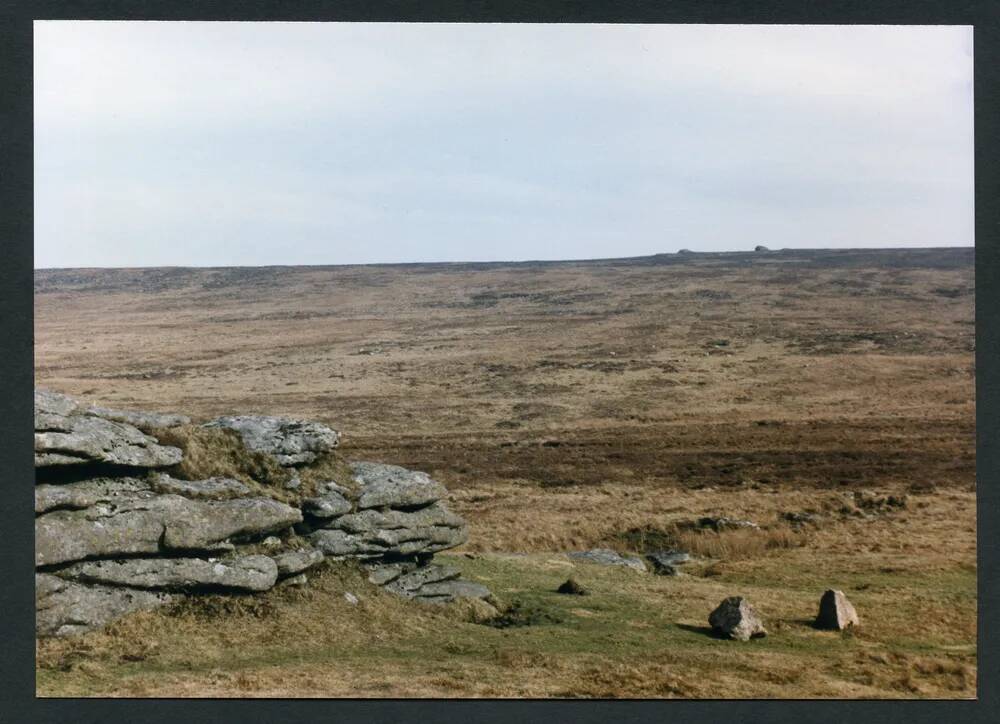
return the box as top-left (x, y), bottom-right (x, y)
top-left (708, 596), bottom-right (767, 641)
top-left (36, 495), bottom-right (302, 567)
top-left (36, 573), bottom-right (172, 638)
top-left (815, 589), bottom-right (860, 630)
top-left (57, 555), bottom-right (279, 592)
top-left (202, 415), bottom-right (340, 466)
top-left (755, 245), bottom-right (770, 252)
top-left (350, 462), bottom-right (447, 510)
top-left (568, 548), bottom-right (647, 572)
top-left (272, 548), bottom-right (325, 577)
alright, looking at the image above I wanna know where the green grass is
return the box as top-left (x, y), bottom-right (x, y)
top-left (36, 549), bottom-right (977, 699)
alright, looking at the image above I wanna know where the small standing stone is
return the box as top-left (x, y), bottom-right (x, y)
top-left (708, 596), bottom-right (767, 641)
top-left (556, 578), bottom-right (588, 595)
top-left (815, 589), bottom-right (860, 630)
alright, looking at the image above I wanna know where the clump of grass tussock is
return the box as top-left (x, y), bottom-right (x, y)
top-left (152, 424), bottom-right (356, 504)
top-left (673, 525), bottom-right (811, 561)
top-left (607, 520), bottom-right (811, 561)
top-left (154, 424), bottom-right (291, 488)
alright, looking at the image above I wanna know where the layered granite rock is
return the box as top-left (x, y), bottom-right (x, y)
top-left (36, 493), bottom-right (303, 567)
top-left (35, 389), bottom-right (183, 469)
top-left (306, 464), bottom-right (467, 555)
top-left (202, 415), bottom-right (340, 466)
top-left (56, 555), bottom-right (280, 592)
top-left (35, 390), bottom-right (489, 637)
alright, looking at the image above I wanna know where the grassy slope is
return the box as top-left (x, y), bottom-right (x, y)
top-left (36, 489), bottom-right (976, 699)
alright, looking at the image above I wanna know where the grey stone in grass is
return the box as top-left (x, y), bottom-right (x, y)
top-left (384, 564), bottom-right (460, 594)
top-left (202, 414), bottom-right (340, 466)
top-left (57, 555), bottom-right (279, 592)
top-left (708, 596), bottom-right (767, 641)
top-left (414, 580), bottom-right (492, 603)
top-left (278, 573), bottom-right (308, 588)
top-left (36, 573), bottom-right (172, 638)
top-left (814, 589), bottom-right (860, 630)
top-left (568, 548), bottom-right (647, 572)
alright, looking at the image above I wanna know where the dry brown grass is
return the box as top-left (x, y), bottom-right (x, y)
top-left (672, 525), bottom-right (809, 560)
top-left (153, 424), bottom-right (356, 504)
top-left (33, 251), bottom-right (976, 698)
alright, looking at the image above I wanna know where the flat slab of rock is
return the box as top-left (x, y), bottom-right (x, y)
top-left (709, 596), bottom-right (767, 641)
top-left (58, 555), bottom-right (279, 592)
top-left (414, 580), bottom-right (492, 603)
top-left (272, 548), bottom-right (325, 577)
top-left (815, 589), bottom-right (860, 630)
top-left (35, 477), bottom-right (153, 515)
top-left (350, 462), bottom-right (447, 510)
top-left (365, 561), bottom-right (419, 586)
top-left (36, 495), bottom-right (302, 567)
top-left (150, 473), bottom-right (251, 500)
top-left (36, 573), bottom-right (172, 638)
top-left (384, 564), bottom-right (461, 595)
top-left (203, 415), bottom-right (340, 466)
top-left (82, 405), bottom-right (190, 431)
top-left (327, 504), bottom-right (466, 535)
top-left (568, 548), bottom-right (647, 572)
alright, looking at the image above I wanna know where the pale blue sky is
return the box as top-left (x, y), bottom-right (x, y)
top-left (34, 22), bottom-right (974, 268)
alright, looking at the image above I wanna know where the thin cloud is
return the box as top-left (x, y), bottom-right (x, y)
top-left (34, 22), bottom-right (974, 268)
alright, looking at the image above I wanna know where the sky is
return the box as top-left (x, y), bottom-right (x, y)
top-left (34, 22), bottom-right (974, 268)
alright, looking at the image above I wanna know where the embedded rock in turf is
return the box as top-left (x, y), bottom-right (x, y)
top-left (568, 548), bottom-right (647, 572)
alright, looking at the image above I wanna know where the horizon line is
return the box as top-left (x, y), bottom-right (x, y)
top-left (33, 244), bottom-right (975, 272)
